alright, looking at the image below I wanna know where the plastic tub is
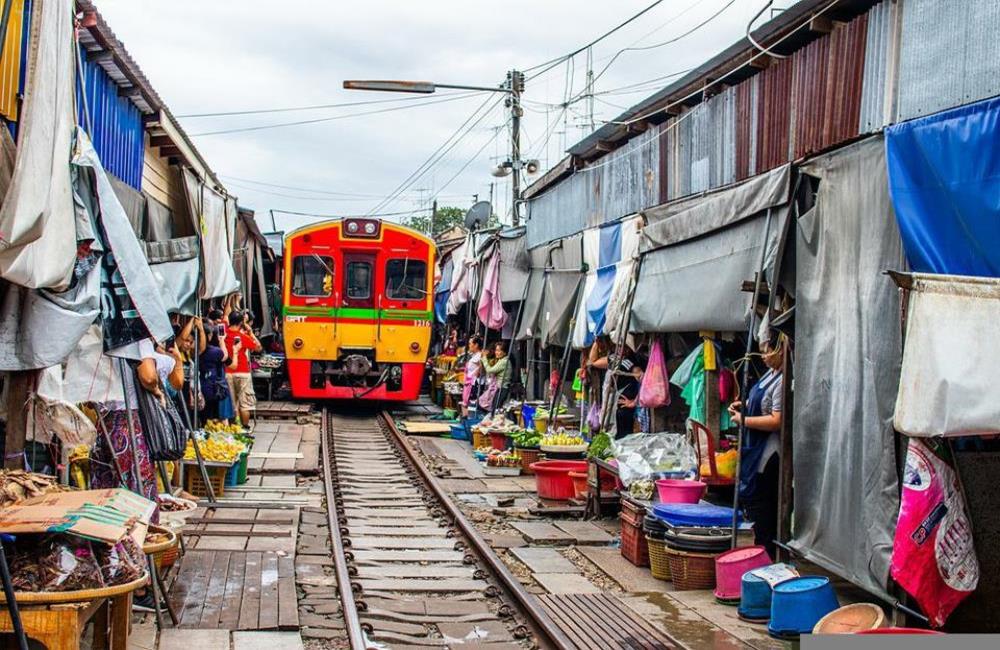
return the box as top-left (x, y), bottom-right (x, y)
top-left (529, 460), bottom-right (588, 500)
top-left (655, 479), bottom-right (707, 504)
top-left (738, 571), bottom-right (772, 623)
top-left (813, 603), bottom-right (886, 634)
top-left (450, 423), bottom-right (470, 441)
top-left (714, 546), bottom-right (770, 602)
top-left (653, 503), bottom-right (740, 528)
top-left (768, 576), bottom-right (839, 638)
top-left (489, 431), bottom-right (509, 450)
top-left (568, 471), bottom-right (588, 499)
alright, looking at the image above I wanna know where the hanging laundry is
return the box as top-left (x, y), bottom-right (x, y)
top-left (477, 251), bottom-right (507, 330)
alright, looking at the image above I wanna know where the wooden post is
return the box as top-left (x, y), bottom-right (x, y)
top-left (701, 333), bottom-right (720, 445)
top-left (776, 340), bottom-right (794, 561)
top-left (4, 371), bottom-right (34, 469)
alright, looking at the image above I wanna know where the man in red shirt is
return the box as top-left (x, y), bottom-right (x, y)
top-left (224, 310), bottom-right (261, 427)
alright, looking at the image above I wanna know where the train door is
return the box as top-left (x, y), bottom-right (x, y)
top-left (342, 252), bottom-right (376, 308)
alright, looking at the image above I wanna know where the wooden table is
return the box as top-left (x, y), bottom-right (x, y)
top-left (586, 457), bottom-right (622, 519)
top-left (0, 590), bottom-right (133, 650)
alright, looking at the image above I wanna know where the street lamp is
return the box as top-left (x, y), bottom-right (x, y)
top-left (344, 71), bottom-right (528, 227)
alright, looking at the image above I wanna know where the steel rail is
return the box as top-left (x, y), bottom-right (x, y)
top-left (377, 411), bottom-right (574, 650)
top-left (320, 408), bottom-right (370, 649)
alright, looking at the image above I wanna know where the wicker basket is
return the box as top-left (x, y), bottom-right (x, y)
top-left (153, 545), bottom-right (180, 571)
top-left (517, 447), bottom-right (541, 475)
top-left (664, 546), bottom-right (719, 590)
top-left (646, 536), bottom-right (672, 580)
top-left (472, 428), bottom-right (488, 449)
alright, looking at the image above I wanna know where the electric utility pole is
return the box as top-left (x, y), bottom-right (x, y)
top-left (508, 69), bottom-right (524, 227)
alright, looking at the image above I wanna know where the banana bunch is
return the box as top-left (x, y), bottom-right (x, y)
top-left (204, 419), bottom-right (245, 435)
top-left (543, 433), bottom-right (585, 446)
top-left (184, 437), bottom-right (245, 463)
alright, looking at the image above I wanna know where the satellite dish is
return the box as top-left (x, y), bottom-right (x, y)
top-left (464, 201), bottom-right (492, 231)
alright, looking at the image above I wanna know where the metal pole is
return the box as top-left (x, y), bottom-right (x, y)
top-left (0, 537), bottom-right (28, 650)
top-left (174, 382), bottom-right (217, 503)
top-left (117, 360), bottom-right (146, 499)
top-left (546, 316), bottom-right (576, 433)
top-left (509, 70), bottom-right (523, 227)
top-left (730, 207), bottom-right (774, 549)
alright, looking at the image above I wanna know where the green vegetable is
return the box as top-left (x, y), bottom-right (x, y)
top-left (587, 433), bottom-right (613, 460)
top-left (511, 428), bottom-right (543, 449)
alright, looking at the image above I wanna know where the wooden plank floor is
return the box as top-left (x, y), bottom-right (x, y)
top-left (248, 421), bottom-right (320, 474)
top-left (255, 401), bottom-right (312, 418)
top-left (168, 550), bottom-right (299, 630)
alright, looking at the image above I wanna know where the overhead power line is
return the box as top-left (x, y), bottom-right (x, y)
top-left (189, 92), bottom-right (485, 137)
top-left (524, 0), bottom-right (668, 80)
top-left (177, 91), bottom-right (476, 118)
top-left (219, 174), bottom-right (469, 200)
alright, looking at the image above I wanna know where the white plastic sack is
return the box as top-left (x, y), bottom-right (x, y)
top-left (611, 432), bottom-right (698, 487)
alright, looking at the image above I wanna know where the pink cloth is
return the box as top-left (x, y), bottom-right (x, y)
top-left (461, 352), bottom-right (482, 407)
top-left (477, 253), bottom-right (507, 331)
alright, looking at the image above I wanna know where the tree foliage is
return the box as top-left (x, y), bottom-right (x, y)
top-left (404, 206), bottom-right (498, 237)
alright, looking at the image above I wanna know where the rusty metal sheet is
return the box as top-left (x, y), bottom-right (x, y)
top-left (756, 57), bottom-right (793, 172)
top-left (859, 0), bottom-right (899, 133)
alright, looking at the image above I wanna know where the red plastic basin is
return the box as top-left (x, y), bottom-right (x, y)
top-left (530, 460), bottom-right (588, 500)
top-left (655, 478), bottom-right (707, 504)
top-left (568, 471), bottom-right (588, 499)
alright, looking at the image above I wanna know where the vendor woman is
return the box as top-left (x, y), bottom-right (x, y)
top-left (727, 336), bottom-right (784, 559)
top-left (460, 335), bottom-right (483, 418)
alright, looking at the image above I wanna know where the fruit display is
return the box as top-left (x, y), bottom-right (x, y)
top-left (204, 419), bottom-right (244, 435)
top-left (485, 450), bottom-right (521, 468)
top-left (0, 470), bottom-right (72, 507)
top-left (476, 416), bottom-right (518, 435)
top-left (183, 436), bottom-right (245, 463)
top-left (542, 432), bottom-right (585, 447)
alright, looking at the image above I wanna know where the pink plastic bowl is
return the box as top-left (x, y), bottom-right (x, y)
top-left (655, 478), bottom-right (707, 504)
top-left (714, 545), bottom-right (770, 601)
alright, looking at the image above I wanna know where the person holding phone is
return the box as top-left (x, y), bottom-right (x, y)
top-left (224, 309), bottom-right (262, 427)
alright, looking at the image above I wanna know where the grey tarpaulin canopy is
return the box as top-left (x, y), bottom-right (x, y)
top-left (516, 234), bottom-right (583, 347)
top-left (497, 226), bottom-right (529, 302)
top-left (790, 136), bottom-right (903, 600)
top-left (630, 165), bottom-right (791, 333)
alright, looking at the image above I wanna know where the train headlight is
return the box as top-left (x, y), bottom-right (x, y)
top-left (293, 338), bottom-right (304, 350)
top-left (364, 222), bottom-right (377, 234)
top-left (409, 341), bottom-right (421, 353)
top-left (346, 221), bottom-right (359, 234)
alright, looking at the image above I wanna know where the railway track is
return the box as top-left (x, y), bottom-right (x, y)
top-left (321, 407), bottom-right (571, 649)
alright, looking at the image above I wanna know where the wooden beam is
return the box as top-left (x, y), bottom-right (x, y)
top-left (117, 85), bottom-right (143, 99)
top-left (626, 121), bottom-right (649, 135)
top-left (776, 341), bottom-right (794, 561)
top-left (594, 140), bottom-right (615, 153)
top-left (809, 16), bottom-right (834, 34)
top-left (749, 54), bottom-right (773, 70)
top-left (4, 372), bottom-right (34, 469)
top-left (149, 135), bottom-right (173, 148)
top-left (86, 50), bottom-right (114, 64)
top-left (159, 145), bottom-right (182, 157)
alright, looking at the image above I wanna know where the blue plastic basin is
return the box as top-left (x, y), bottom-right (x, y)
top-left (652, 503), bottom-right (740, 528)
top-left (738, 571), bottom-right (772, 621)
top-left (768, 576), bottom-right (839, 637)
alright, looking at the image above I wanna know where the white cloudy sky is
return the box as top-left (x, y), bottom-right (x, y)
top-left (95, 0), bottom-right (786, 233)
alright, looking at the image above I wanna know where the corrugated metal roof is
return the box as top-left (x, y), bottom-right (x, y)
top-left (897, 0), bottom-right (1000, 121)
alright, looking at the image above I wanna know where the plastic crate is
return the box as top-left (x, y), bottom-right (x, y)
top-left (620, 514), bottom-right (649, 567)
top-left (621, 498), bottom-right (647, 528)
top-left (224, 461), bottom-right (240, 487)
top-left (183, 463), bottom-right (227, 498)
top-left (237, 451), bottom-right (249, 484)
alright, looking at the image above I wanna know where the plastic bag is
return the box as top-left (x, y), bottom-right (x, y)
top-left (611, 432), bottom-right (698, 487)
top-left (638, 338), bottom-right (669, 408)
top-left (96, 539), bottom-right (145, 586)
top-left (135, 382), bottom-right (188, 461)
top-left (890, 438), bottom-right (978, 627)
top-left (587, 402), bottom-right (602, 431)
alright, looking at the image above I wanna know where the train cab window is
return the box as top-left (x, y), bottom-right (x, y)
top-left (346, 261), bottom-right (372, 300)
top-left (385, 259), bottom-right (427, 301)
top-left (291, 255), bottom-right (333, 297)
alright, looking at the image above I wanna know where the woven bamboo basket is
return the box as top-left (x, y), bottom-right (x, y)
top-left (664, 546), bottom-right (719, 590)
top-left (472, 428), bottom-right (488, 449)
top-left (0, 574), bottom-right (147, 605)
top-left (646, 536), bottom-right (672, 581)
top-left (517, 447), bottom-right (541, 475)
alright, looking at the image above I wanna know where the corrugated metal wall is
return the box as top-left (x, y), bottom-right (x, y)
top-left (77, 47), bottom-right (145, 189)
top-left (0, 0), bottom-right (26, 122)
top-left (735, 76), bottom-right (759, 181)
top-left (525, 128), bottom-right (659, 249)
top-left (756, 57), bottom-right (793, 172)
top-left (661, 87), bottom-right (737, 201)
top-left (897, 0), bottom-right (1000, 121)
top-left (859, 0), bottom-right (897, 133)
top-left (791, 12), bottom-right (868, 159)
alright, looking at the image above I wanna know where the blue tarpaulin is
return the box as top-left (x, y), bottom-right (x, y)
top-left (885, 97), bottom-right (1000, 277)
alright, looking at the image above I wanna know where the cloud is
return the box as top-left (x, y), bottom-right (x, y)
top-left (94, 0), bottom-right (762, 233)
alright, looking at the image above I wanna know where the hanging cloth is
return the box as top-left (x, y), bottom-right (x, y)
top-left (477, 251), bottom-right (507, 330)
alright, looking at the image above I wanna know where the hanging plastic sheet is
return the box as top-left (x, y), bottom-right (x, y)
top-left (516, 246), bottom-right (548, 340)
top-left (183, 168), bottom-right (239, 299)
top-left (631, 212), bottom-right (785, 333)
top-left (573, 216), bottom-right (643, 346)
top-left (149, 257), bottom-right (199, 316)
top-left (143, 194), bottom-right (175, 242)
top-left (892, 272), bottom-right (1000, 437)
top-left (497, 227), bottom-right (529, 302)
top-left (791, 136), bottom-right (904, 600)
top-left (0, 0), bottom-right (76, 290)
top-left (434, 290), bottom-right (449, 324)
top-left (539, 234), bottom-right (583, 347)
top-left (446, 237), bottom-right (472, 315)
top-left (108, 175), bottom-right (145, 236)
top-left (885, 96), bottom-right (1000, 277)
